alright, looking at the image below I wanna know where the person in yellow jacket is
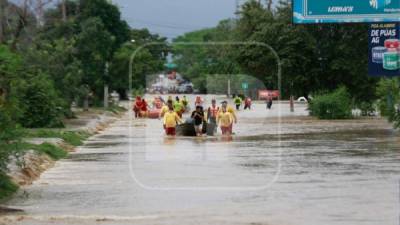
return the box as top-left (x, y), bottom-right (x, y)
top-left (220, 101), bottom-right (237, 133)
top-left (217, 106), bottom-right (233, 135)
top-left (163, 104), bottom-right (183, 136)
top-left (160, 100), bottom-right (172, 118)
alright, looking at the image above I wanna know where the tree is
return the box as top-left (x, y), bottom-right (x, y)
top-left (75, 17), bottom-right (114, 101)
top-left (18, 72), bottom-right (64, 128)
top-left (0, 44), bottom-right (23, 127)
top-left (110, 29), bottom-right (169, 98)
top-left (78, 0), bottom-right (130, 54)
top-left (22, 38), bottom-right (83, 113)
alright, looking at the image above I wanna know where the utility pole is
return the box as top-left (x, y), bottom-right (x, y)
top-left (0, 0), bottom-right (5, 44)
top-left (227, 79), bottom-right (231, 97)
top-left (290, 81), bottom-right (295, 112)
top-left (36, 0), bottom-right (44, 26)
top-left (104, 62), bottom-right (109, 108)
top-left (266, 0), bottom-right (272, 11)
top-left (61, 0), bottom-right (67, 22)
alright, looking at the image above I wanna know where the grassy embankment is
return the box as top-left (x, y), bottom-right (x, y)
top-left (0, 105), bottom-right (126, 201)
top-left (0, 130), bottom-right (90, 200)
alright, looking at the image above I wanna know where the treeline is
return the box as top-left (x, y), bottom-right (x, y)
top-left (172, 0), bottom-right (379, 105)
top-left (0, 0), bottom-right (168, 132)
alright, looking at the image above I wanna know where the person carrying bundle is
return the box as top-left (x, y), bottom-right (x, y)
top-left (191, 106), bottom-right (205, 136)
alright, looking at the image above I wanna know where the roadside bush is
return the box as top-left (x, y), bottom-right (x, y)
top-left (376, 78), bottom-right (400, 117)
top-left (0, 106), bottom-right (21, 143)
top-left (309, 87), bottom-right (352, 119)
top-left (19, 73), bottom-right (65, 128)
top-left (32, 143), bottom-right (68, 160)
top-left (26, 129), bottom-right (90, 146)
top-left (0, 172), bottom-right (18, 200)
top-left (357, 101), bottom-right (376, 117)
top-left (132, 86), bottom-right (145, 97)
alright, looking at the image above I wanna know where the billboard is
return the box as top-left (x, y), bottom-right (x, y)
top-left (258, 90), bottom-right (280, 100)
top-left (293, 0), bottom-right (400, 24)
top-left (368, 23), bottom-right (400, 76)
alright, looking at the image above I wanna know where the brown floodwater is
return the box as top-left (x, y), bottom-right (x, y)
top-left (1, 99), bottom-right (399, 225)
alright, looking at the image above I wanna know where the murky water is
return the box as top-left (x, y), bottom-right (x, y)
top-left (1, 99), bottom-right (400, 225)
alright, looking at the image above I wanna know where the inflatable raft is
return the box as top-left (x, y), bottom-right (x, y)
top-left (176, 122), bottom-right (216, 137)
top-left (148, 109), bottom-right (161, 119)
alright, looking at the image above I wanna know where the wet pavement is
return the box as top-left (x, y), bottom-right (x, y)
top-left (1, 98), bottom-right (400, 225)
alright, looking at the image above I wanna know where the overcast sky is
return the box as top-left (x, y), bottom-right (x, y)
top-left (112, 0), bottom-right (240, 39)
top-left (11, 0), bottom-right (276, 39)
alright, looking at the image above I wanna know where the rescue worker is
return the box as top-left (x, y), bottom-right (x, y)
top-left (160, 100), bottom-right (172, 118)
top-left (163, 104), bottom-right (183, 136)
top-left (217, 104), bottom-right (233, 135)
top-left (220, 101), bottom-right (237, 134)
top-left (173, 96), bottom-right (184, 118)
top-left (234, 95), bottom-right (242, 110)
top-left (207, 99), bottom-right (219, 125)
top-left (266, 94), bottom-right (273, 110)
top-left (244, 97), bottom-right (252, 110)
top-left (153, 97), bottom-right (163, 109)
top-left (133, 96), bottom-right (143, 118)
top-left (195, 96), bottom-right (204, 107)
top-left (140, 98), bottom-right (148, 117)
top-left (181, 96), bottom-right (189, 111)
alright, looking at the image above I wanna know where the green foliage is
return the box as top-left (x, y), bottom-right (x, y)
top-left (22, 38), bottom-right (83, 113)
top-left (19, 73), bottom-right (64, 128)
top-left (76, 17), bottom-right (114, 95)
top-left (0, 104), bottom-right (22, 142)
top-left (79, 0), bottom-right (130, 51)
top-left (172, 22), bottom-right (243, 93)
top-left (0, 173), bottom-right (18, 200)
top-left (375, 78), bottom-right (400, 128)
top-left (173, 1), bottom-right (379, 100)
top-left (32, 143), bottom-right (68, 160)
top-left (357, 101), bottom-right (376, 117)
top-left (25, 130), bottom-right (90, 146)
top-left (309, 87), bottom-right (353, 119)
top-left (110, 29), bottom-right (168, 97)
top-left (376, 78), bottom-right (400, 117)
top-left (132, 87), bottom-right (145, 98)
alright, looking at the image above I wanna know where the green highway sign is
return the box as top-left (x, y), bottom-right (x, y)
top-left (294, 0), bottom-right (400, 23)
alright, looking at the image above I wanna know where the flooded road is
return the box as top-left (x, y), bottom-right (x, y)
top-left (2, 100), bottom-right (400, 225)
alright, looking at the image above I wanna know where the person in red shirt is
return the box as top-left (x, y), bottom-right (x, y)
top-left (133, 96), bottom-right (143, 118)
top-left (140, 99), bottom-right (148, 117)
top-left (244, 97), bottom-right (252, 110)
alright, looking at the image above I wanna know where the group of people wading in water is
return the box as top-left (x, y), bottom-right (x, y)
top-left (133, 96), bottom-right (241, 137)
